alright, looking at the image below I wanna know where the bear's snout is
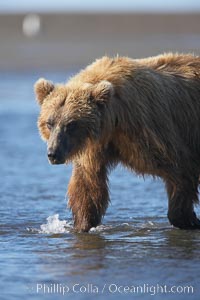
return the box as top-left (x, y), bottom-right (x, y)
top-left (47, 147), bottom-right (65, 164)
top-left (47, 126), bottom-right (68, 164)
top-left (47, 148), bottom-right (57, 163)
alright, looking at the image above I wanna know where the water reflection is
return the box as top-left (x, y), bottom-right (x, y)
top-left (164, 229), bottom-right (200, 259)
top-left (35, 222), bottom-right (200, 281)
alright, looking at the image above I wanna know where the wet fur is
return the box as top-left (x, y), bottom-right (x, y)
top-left (35, 53), bottom-right (200, 232)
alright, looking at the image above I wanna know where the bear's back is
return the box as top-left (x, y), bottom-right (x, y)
top-left (68, 53), bottom-right (200, 89)
top-left (137, 53), bottom-right (200, 80)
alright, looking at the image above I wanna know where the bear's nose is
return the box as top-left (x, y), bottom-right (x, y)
top-left (47, 148), bottom-right (57, 160)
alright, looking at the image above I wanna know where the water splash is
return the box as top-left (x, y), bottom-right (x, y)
top-left (89, 223), bottom-right (133, 233)
top-left (89, 225), bottom-right (110, 232)
top-left (26, 217), bottom-right (169, 235)
top-left (39, 214), bottom-right (71, 234)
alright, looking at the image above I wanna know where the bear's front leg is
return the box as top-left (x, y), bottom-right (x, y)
top-left (68, 162), bottom-right (109, 232)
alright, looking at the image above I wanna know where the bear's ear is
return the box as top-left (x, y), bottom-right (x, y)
top-left (91, 80), bottom-right (114, 103)
top-left (34, 78), bottom-right (54, 105)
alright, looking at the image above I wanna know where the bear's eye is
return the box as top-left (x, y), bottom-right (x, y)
top-left (66, 121), bottom-right (78, 132)
top-left (46, 121), bottom-right (54, 130)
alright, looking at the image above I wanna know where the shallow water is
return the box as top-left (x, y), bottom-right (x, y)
top-left (1, 72), bottom-right (200, 300)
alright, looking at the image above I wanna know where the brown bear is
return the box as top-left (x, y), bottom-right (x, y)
top-left (34, 53), bottom-right (200, 232)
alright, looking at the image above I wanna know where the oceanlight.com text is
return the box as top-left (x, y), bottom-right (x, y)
top-left (27, 283), bottom-right (194, 296)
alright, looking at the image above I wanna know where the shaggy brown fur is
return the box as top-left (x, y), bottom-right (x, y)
top-left (35, 53), bottom-right (200, 232)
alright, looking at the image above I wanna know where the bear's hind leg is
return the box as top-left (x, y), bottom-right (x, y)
top-left (166, 179), bottom-right (200, 229)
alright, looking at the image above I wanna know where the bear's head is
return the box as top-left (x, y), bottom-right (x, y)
top-left (34, 78), bottom-right (114, 164)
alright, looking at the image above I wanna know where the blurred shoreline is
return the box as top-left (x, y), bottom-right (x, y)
top-left (0, 13), bottom-right (200, 71)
